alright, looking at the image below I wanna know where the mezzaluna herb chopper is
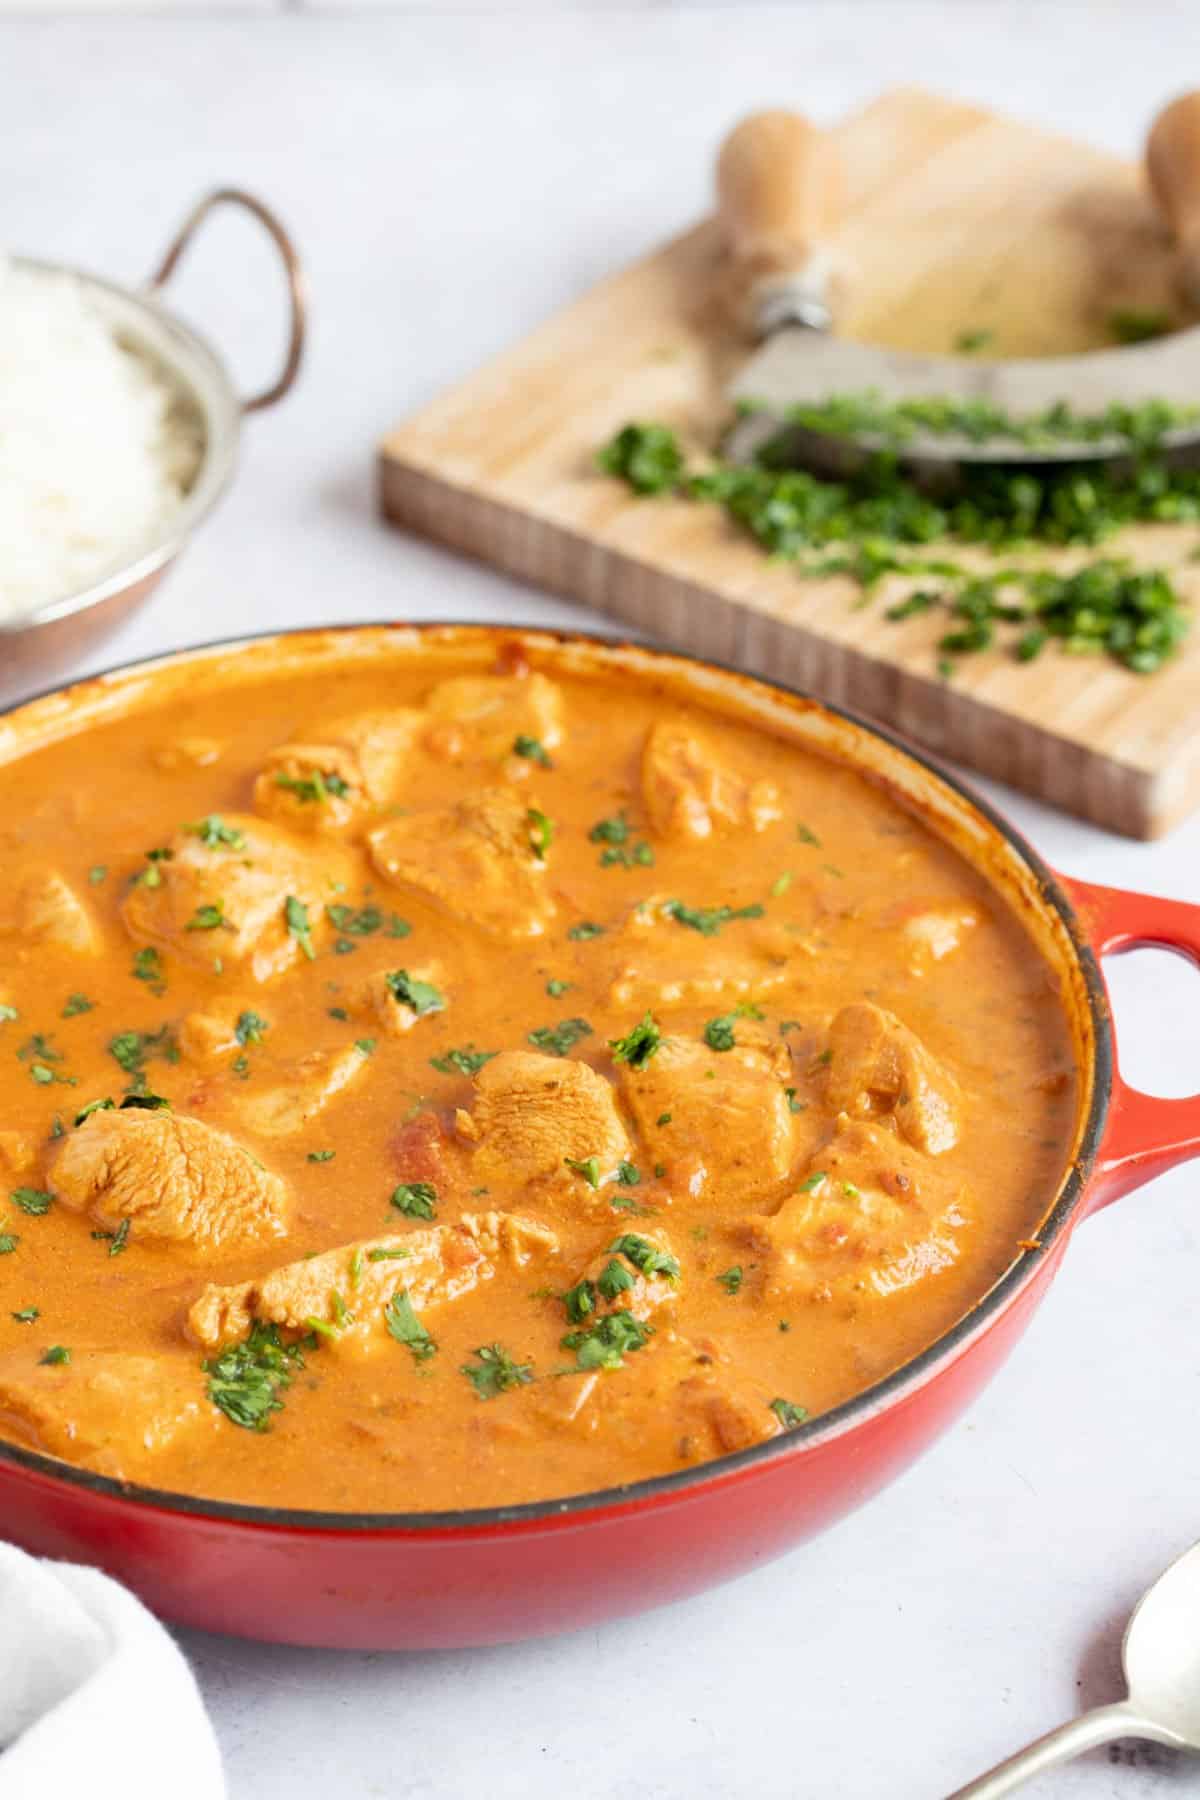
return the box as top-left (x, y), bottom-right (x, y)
top-left (719, 93), bottom-right (1200, 478)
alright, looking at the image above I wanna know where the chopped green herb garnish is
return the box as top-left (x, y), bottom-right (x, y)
top-left (11, 1307), bottom-right (38, 1323)
top-left (528, 1017), bottom-right (592, 1057)
top-left (236, 1010), bottom-right (269, 1046)
top-left (355, 1037), bottom-right (376, 1057)
top-left (134, 846), bottom-right (174, 889)
top-left (589, 811), bottom-right (630, 845)
top-left (328, 1006), bottom-right (349, 1022)
top-left (366, 1246), bottom-right (411, 1263)
top-left (600, 840), bottom-right (655, 869)
top-left (205, 1322), bottom-right (307, 1431)
top-left (231, 1054), bottom-right (250, 1080)
top-left (609, 1012), bottom-right (661, 1068)
top-left (391, 1181), bottom-right (437, 1221)
top-left (567, 921), bottom-right (605, 941)
top-left (716, 1266), bottom-right (744, 1294)
top-left (285, 895), bottom-right (315, 959)
top-left (796, 824), bottom-right (821, 846)
top-left (798, 1170), bottom-right (827, 1192)
top-left (61, 993), bottom-right (95, 1018)
top-left (11, 1188), bottom-right (53, 1216)
top-left (609, 1195), bottom-right (658, 1216)
top-left (595, 421), bottom-right (685, 494)
top-left (184, 816), bottom-right (247, 850)
top-left (513, 735), bottom-right (553, 767)
top-left (107, 1025), bottom-right (178, 1094)
top-left (75, 1097), bottom-right (115, 1125)
top-left (108, 1219), bottom-right (130, 1257)
top-left (596, 1257), bottom-right (635, 1302)
top-left (384, 1289), bottom-right (436, 1362)
top-left (88, 864), bottom-right (108, 885)
top-left (119, 1093), bottom-right (170, 1112)
top-left (598, 420), bottom-right (1200, 680)
top-left (326, 903), bottom-right (383, 937)
top-left (461, 1344), bottom-right (534, 1399)
top-left (385, 970), bottom-right (446, 1017)
top-left (527, 807), bottom-right (555, 860)
top-left (663, 899), bottom-right (764, 936)
top-left (429, 1045), bottom-right (497, 1077)
top-left (131, 946), bottom-right (166, 992)
top-left (562, 1278), bottom-right (597, 1323)
top-left (770, 871), bottom-right (794, 898)
top-left (704, 1001), bottom-right (763, 1052)
top-left (616, 1160), bottom-right (640, 1187)
top-left (564, 1155), bottom-right (601, 1189)
top-left (656, 1111), bottom-right (672, 1126)
top-left (770, 1397), bottom-right (809, 1430)
top-left (561, 1308), bottom-right (654, 1370)
top-left (186, 902), bottom-right (226, 932)
top-left (274, 769), bottom-right (350, 804)
top-left (954, 328), bottom-right (994, 353)
top-left (546, 978), bottom-right (571, 998)
top-left (0, 1232), bottom-right (18, 1254)
top-left (784, 1087), bottom-right (805, 1114)
top-left (40, 1346), bottom-right (70, 1366)
top-left (608, 1234), bottom-right (680, 1280)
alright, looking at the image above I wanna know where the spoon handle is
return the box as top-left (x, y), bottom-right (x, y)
top-left (945, 1701), bottom-right (1164, 1797)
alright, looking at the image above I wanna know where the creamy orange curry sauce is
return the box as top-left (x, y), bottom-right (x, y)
top-left (0, 638), bottom-right (1077, 1511)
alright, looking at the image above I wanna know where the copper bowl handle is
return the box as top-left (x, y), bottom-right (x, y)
top-left (145, 188), bottom-right (307, 413)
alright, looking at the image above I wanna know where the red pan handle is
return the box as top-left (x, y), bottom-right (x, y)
top-left (1062, 875), bottom-right (1200, 1209)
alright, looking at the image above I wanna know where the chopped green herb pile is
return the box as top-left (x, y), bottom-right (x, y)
top-left (597, 420), bottom-right (1197, 676)
top-left (906, 560), bottom-right (1189, 675)
top-left (461, 1344), bottom-right (534, 1399)
top-left (205, 1322), bottom-right (308, 1431)
top-left (716, 1266), bottom-right (744, 1295)
top-left (771, 390), bottom-right (1199, 451)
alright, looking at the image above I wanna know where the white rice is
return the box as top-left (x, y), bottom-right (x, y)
top-left (0, 256), bottom-right (201, 623)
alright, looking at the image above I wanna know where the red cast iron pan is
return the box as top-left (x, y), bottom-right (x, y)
top-left (0, 623), bottom-right (1196, 1650)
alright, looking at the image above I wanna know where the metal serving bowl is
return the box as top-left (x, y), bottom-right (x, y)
top-left (0, 189), bottom-right (306, 700)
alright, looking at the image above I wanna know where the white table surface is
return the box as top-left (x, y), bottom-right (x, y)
top-left (4, 6), bottom-right (1200, 1795)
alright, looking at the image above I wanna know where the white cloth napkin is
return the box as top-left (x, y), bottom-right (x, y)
top-left (0, 1543), bottom-right (225, 1799)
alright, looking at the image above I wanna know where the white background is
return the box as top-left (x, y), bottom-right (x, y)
top-left (4, 4), bottom-right (1200, 1796)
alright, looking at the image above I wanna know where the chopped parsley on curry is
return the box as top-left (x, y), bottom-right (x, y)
top-left (0, 642), bottom-right (1076, 1510)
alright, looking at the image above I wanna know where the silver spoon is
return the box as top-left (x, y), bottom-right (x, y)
top-left (947, 1540), bottom-right (1200, 1797)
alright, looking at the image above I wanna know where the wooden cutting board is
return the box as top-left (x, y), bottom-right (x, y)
top-left (379, 86), bottom-right (1200, 838)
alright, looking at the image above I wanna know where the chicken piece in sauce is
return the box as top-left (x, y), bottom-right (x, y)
top-left (50, 1107), bottom-right (289, 1253)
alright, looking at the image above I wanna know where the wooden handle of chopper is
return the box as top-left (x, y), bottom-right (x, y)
top-left (715, 110), bottom-right (842, 331)
top-left (1146, 91), bottom-right (1200, 304)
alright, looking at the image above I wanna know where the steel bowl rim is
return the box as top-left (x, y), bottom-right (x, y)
top-left (0, 619), bottom-right (1114, 1535)
top-left (0, 254), bottom-right (242, 638)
